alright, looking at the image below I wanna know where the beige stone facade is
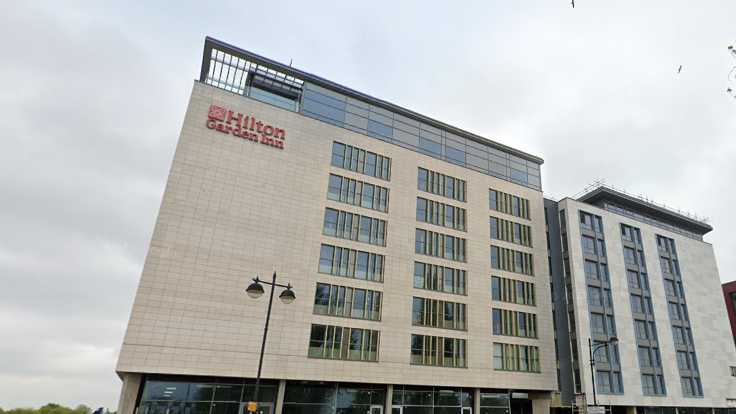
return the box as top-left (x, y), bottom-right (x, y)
top-left (116, 81), bottom-right (557, 412)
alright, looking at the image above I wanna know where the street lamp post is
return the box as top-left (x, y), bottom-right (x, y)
top-left (588, 336), bottom-right (619, 406)
top-left (246, 272), bottom-right (296, 414)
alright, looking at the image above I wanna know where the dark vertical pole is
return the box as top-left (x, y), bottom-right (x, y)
top-left (589, 338), bottom-right (598, 406)
top-left (251, 272), bottom-right (277, 414)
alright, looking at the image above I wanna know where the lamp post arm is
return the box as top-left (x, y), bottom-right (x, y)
top-left (252, 276), bottom-right (292, 289)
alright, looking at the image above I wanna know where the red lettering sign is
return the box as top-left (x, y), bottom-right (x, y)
top-left (206, 105), bottom-right (286, 149)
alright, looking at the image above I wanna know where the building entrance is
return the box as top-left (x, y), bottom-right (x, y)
top-left (510, 400), bottom-right (532, 414)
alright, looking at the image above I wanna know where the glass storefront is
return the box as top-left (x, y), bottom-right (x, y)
top-left (392, 386), bottom-right (473, 414)
top-left (138, 375), bottom-right (278, 414)
top-left (282, 381), bottom-right (385, 414)
top-left (480, 392), bottom-right (510, 414)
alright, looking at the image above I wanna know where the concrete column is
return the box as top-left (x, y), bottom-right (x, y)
top-left (531, 393), bottom-right (552, 414)
top-left (473, 388), bottom-right (481, 414)
top-left (386, 384), bottom-right (394, 414)
top-left (116, 373), bottom-right (143, 414)
top-left (274, 380), bottom-right (287, 414)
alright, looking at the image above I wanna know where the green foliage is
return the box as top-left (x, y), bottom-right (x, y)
top-left (0, 404), bottom-right (101, 414)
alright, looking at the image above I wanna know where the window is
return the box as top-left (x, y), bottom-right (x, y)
top-left (419, 168), bottom-right (466, 202)
top-left (308, 324), bottom-right (379, 361)
top-left (580, 212), bottom-right (593, 230)
top-left (490, 189), bottom-right (530, 219)
top-left (417, 197), bottom-right (466, 231)
top-left (635, 321), bottom-right (648, 339)
top-left (568, 311), bottom-right (576, 332)
top-left (597, 371), bottom-right (612, 393)
top-left (332, 142), bottom-right (391, 180)
top-left (413, 297), bottom-right (467, 331)
top-left (492, 245), bottom-right (534, 275)
top-left (624, 247), bottom-right (637, 265)
top-left (491, 276), bottom-right (535, 306)
top-left (559, 210), bottom-right (567, 227)
top-left (411, 334), bottom-right (466, 367)
top-left (643, 374), bottom-right (656, 395)
top-left (600, 263), bottom-right (610, 282)
top-left (318, 244), bottom-right (384, 282)
top-left (594, 342), bottom-right (610, 363)
top-left (323, 208), bottom-right (387, 246)
top-left (673, 327), bottom-right (686, 345)
top-left (493, 342), bottom-right (540, 372)
top-left (591, 313), bottom-right (605, 334)
top-left (639, 346), bottom-right (652, 366)
top-left (631, 295), bottom-right (644, 314)
top-left (582, 236), bottom-right (596, 255)
top-left (416, 229), bottom-right (466, 262)
top-left (621, 225), bottom-right (633, 242)
top-left (326, 173), bottom-right (389, 212)
top-left (414, 262), bottom-right (466, 295)
top-left (584, 260), bottom-right (599, 280)
top-left (682, 377), bottom-right (701, 397)
top-left (597, 239), bottom-right (606, 257)
top-left (668, 302), bottom-right (681, 320)
top-left (493, 308), bottom-right (537, 338)
top-left (588, 286), bottom-right (602, 306)
top-left (606, 315), bottom-right (616, 335)
top-left (649, 322), bottom-right (658, 341)
top-left (313, 283), bottom-right (381, 321)
top-left (627, 270), bottom-right (640, 289)
top-left (660, 257), bottom-right (672, 274)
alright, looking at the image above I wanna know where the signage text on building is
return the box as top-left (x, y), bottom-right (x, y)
top-left (206, 105), bottom-right (285, 149)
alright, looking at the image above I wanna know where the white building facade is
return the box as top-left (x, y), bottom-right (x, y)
top-left (546, 191), bottom-right (736, 414)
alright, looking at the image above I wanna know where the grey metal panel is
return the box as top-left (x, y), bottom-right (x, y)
top-left (394, 120), bottom-right (420, 136)
top-left (528, 174), bottom-right (541, 188)
top-left (369, 104), bottom-right (394, 118)
top-left (345, 112), bottom-right (369, 130)
top-left (346, 96), bottom-right (369, 109)
top-left (466, 154), bottom-right (489, 171)
top-left (420, 122), bottom-right (442, 135)
top-left (510, 160), bottom-right (527, 172)
top-left (546, 199), bottom-right (575, 406)
top-left (393, 128), bottom-right (420, 147)
top-left (346, 103), bottom-right (369, 117)
top-left (368, 111), bottom-right (393, 126)
top-left (445, 137), bottom-right (465, 151)
top-left (393, 112), bottom-right (420, 127)
top-left (488, 161), bottom-right (508, 177)
top-left (306, 82), bottom-right (346, 102)
top-left (509, 154), bottom-right (527, 165)
top-left (419, 129), bottom-right (441, 143)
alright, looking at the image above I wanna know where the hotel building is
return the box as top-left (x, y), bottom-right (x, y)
top-left (115, 37), bottom-right (736, 414)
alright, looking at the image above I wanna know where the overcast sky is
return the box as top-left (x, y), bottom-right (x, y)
top-left (1, 0), bottom-right (735, 409)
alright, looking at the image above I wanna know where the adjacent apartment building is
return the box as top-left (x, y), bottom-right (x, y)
top-left (115, 37), bottom-right (736, 414)
top-left (546, 189), bottom-right (736, 414)
top-left (116, 38), bottom-right (557, 414)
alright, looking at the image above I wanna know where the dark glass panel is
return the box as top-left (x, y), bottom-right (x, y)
top-left (141, 381), bottom-right (190, 401)
top-left (210, 403), bottom-right (240, 414)
top-left (284, 382), bottom-right (336, 404)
